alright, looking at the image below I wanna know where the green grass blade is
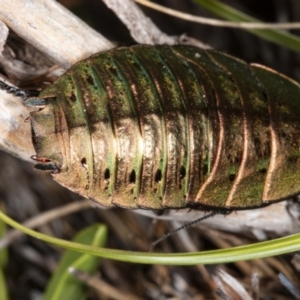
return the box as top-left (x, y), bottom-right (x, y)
top-left (0, 204), bottom-right (8, 300)
top-left (44, 224), bottom-right (107, 300)
top-left (0, 269), bottom-right (8, 300)
top-left (0, 204), bottom-right (7, 268)
top-left (194, 0), bottom-right (300, 54)
top-left (0, 209), bottom-right (300, 265)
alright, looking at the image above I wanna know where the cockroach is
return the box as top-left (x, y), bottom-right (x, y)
top-left (1, 45), bottom-right (300, 215)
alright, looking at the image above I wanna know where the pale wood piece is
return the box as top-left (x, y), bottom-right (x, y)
top-left (0, 0), bottom-right (113, 68)
top-left (102, 0), bottom-right (177, 45)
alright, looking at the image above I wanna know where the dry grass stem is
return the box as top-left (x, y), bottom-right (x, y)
top-left (69, 268), bottom-right (143, 300)
top-left (0, 199), bottom-right (91, 248)
top-left (135, 0), bottom-right (300, 29)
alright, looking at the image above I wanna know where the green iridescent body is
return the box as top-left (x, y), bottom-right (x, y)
top-left (28, 45), bottom-right (300, 210)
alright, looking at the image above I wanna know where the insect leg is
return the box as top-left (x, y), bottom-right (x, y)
top-left (33, 162), bottom-right (60, 174)
top-left (0, 79), bottom-right (38, 98)
top-left (23, 97), bottom-right (48, 108)
top-left (31, 155), bottom-right (61, 174)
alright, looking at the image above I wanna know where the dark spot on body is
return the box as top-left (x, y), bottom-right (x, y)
top-left (86, 75), bottom-right (95, 86)
top-left (262, 90), bottom-right (268, 101)
top-left (155, 169), bottom-right (162, 183)
top-left (202, 164), bottom-right (208, 176)
top-left (179, 166), bottom-right (186, 179)
top-left (104, 168), bottom-right (110, 180)
top-left (129, 169), bottom-right (136, 184)
top-left (228, 174), bottom-right (236, 181)
top-left (81, 157), bottom-right (87, 168)
top-left (259, 168), bottom-right (267, 174)
top-left (69, 92), bottom-right (76, 102)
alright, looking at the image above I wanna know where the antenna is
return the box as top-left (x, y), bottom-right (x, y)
top-left (149, 210), bottom-right (230, 251)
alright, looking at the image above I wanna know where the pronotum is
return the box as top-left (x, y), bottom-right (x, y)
top-left (1, 44), bottom-right (300, 214)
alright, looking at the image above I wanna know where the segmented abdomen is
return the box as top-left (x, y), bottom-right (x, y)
top-left (32, 45), bottom-right (300, 210)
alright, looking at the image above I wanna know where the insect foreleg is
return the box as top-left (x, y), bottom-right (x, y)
top-left (33, 162), bottom-right (60, 174)
top-left (0, 79), bottom-right (39, 98)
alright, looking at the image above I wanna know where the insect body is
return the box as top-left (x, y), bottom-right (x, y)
top-left (22, 45), bottom-right (300, 211)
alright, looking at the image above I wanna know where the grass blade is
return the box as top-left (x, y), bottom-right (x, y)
top-left (194, 0), bottom-right (300, 53)
top-left (0, 209), bottom-right (300, 265)
top-left (44, 224), bottom-right (107, 300)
